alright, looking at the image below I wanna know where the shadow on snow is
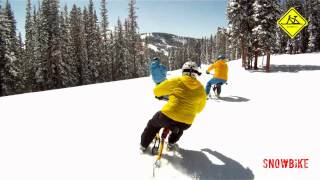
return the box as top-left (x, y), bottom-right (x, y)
top-left (250, 64), bottom-right (320, 73)
top-left (218, 96), bottom-right (250, 102)
top-left (270, 64), bottom-right (320, 73)
top-left (162, 148), bottom-right (254, 180)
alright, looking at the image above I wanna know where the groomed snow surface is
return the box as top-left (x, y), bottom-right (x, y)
top-left (1, 53), bottom-right (320, 180)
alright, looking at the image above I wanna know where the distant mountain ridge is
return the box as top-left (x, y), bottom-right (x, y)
top-left (140, 32), bottom-right (198, 56)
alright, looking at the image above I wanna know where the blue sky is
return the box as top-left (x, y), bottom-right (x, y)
top-left (1, 0), bottom-right (228, 39)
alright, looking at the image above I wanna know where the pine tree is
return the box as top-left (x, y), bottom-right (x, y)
top-left (225, 31), bottom-right (233, 60)
top-left (127, 0), bottom-right (140, 78)
top-left (200, 38), bottom-right (207, 64)
top-left (15, 32), bottom-right (26, 93)
top-left (0, 0), bottom-right (20, 95)
top-left (123, 18), bottom-right (130, 79)
top-left (194, 39), bottom-right (202, 66)
top-left (24, 0), bottom-right (35, 92)
top-left (215, 27), bottom-right (227, 57)
top-left (37, 0), bottom-right (64, 90)
top-left (83, 0), bottom-right (100, 83)
top-left (59, 5), bottom-right (79, 87)
top-left (135, 35), bottom-right (147, 77)
top-left (109, 32), bottom-right (116, 81)
top-left (274, 1), bottom-right (287, 54)
top-left (227, 0), bottom-right (255, 68)
top-left (93, 10), bottom-right (104, 82)
top-left (32, 5), bottom-right (46, 91)
top-left (114, 18), bottom-right (127, 80)
top-left (100, 0), bottom-right (109, 38)
top-left (208, 35), bottom-right (214, 61)
top-left (307, 0), bottom-right (320, 52)
top-left (100, 0), bottom-right (110, 82)
top-left (0, 4), bottom-right (5, 96)
top-left (298, 3), bottom-right (308, 53)
top-left (69, 5), bottom-right (90, 85)
top-left (274, 1), bottom-right (288, 54)
top-left (212, 35), bottom-right (217, 60)
top-left (252, 0), bottom-right (280, 70)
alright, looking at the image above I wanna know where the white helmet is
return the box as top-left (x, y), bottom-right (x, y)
top-left (182, 61), bottom-right (201, 78)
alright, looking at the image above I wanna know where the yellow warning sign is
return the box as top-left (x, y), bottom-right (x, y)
top-left (277, 7), bottom-right (308, 39)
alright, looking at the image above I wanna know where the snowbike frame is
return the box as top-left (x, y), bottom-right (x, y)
top-left (209, 73), bottom-right (227, 97)
top-left (152, 127), bottom-right (170, 177)
top-left (213, 83), bottom-right (223, 97)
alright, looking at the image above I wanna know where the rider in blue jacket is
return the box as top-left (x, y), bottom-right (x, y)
top-left (150, 57), bottom-right (167, 84)
top-left (149, 57), bottom-right (168, 100)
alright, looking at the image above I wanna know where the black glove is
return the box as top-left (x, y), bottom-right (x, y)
top-left (155, 96), bottom-right (164, 100)
top-left (206, 71), bottom-right (210, 74)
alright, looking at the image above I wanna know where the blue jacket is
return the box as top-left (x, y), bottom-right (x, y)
top-left (150, 60), bottom-right (167, 84)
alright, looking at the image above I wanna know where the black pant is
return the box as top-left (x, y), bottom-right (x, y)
top-left (140, 111), bottom-right (191, 148)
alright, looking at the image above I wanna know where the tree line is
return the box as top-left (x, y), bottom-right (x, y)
top-left (0, 0), bottom-right (148, 97)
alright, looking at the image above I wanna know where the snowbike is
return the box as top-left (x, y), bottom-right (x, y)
top-left (151, 127), bottom-right (177, 177)
top-left (212, 82), bottom-right (223, 97)
top-left (209, 82), bottom-right (227, 99)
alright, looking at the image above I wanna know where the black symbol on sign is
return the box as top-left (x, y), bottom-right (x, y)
top-left (283, 15), bottom-right (301, 25)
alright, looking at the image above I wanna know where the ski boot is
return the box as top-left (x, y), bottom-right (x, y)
top-left (151, 133), bottom-right (161, 155)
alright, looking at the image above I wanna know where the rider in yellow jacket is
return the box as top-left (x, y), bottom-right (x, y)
top-left (140, 61), bottom-right (206, 152)
top-left (205, 55), bottom-right (228, 96)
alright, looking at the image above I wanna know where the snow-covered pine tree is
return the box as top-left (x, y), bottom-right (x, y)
top-left (0, 4), bottom-right (5, 96)
top-left (193, 39), bottom-right (202, 66)
top-left (59, 5), bottom-right (69, 87)
top-left (15, 32), bottom-right (26, 93)
top-left (0, 0), bottom-right (20, 96)
top-left (135, 35), bottom-right (147, 77)
top-left (100, 0), bottom-right (110, 82)
top-left (142, 35), bottom-right (151, 62)
top-left (307, 0), bottom-right (320, 52)
top-left (69, 5), bottom-right (90, 85)
top-left (100, 0), bottom-right (109, 39)
top-left (109, 32), bottom-right (116, 81)
top-left (83, 0), bottom-right (100, 83)
top-left (204, 37), bottom-right (209, 62)
top-left (226, 26), bottom-right (240, 60)
top-left (59, 5), bottom-right (78, 87)
top-left (199, 38), bottom-right (207, 64)
top-left (123, 18), bottom-right (130, 79)
top-left (211, 35), bottom-right (217, 61)
top-left (127, 0), bottom-right (140, 78)
top-left (32, 4), bottom-right (52, 91)
top-left (252, 0), bottom-right (280, 70)
top-left (113, 18), bottom-right (127, 80)
top-left (171, 44), bottom-right (181, 70)
top-left (3, 0), bottom-right (18, 54)
top-left (297, 0), bottom-right (309, 54)
top-left (225, 30), bottom-right (233, 61)
top-left (32, 5), bottom-right (44, 91)
top-left (38, 0), bottom-right (64, 90)
top-left (92, 10), bottom-right (104, 82)
top-left (208, 35), bottom-right (214, 61)
top-left (167, 49), bottom-right (175, 71)
top-left (215, 27), bottom-right (227, 57)
top-left (24, 0), bottom-right (35, 92)
top-left (274, 1), bottom-right (286, 54)
top-left (227, 0), bottom-right (255, 68)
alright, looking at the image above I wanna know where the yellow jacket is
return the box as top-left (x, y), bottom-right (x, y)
top-left (154, 76), bottom-right (207, 125)
top-left (207, 60), bottom-right (228, 80)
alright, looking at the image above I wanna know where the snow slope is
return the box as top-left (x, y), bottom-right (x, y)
top-left (1, 53), bottom-right (320, 180)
